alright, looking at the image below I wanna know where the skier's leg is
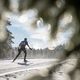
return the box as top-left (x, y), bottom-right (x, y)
top-left (23, 49), bottom-right (27, 62)
top-left (12, 49), bottom-right (21, 62)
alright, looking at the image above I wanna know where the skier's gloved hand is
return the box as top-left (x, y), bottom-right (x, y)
top-left (29, 48), bottom-right (32, 50)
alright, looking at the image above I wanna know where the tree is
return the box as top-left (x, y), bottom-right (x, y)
top-left (0, 22), bottom-right (14, 58)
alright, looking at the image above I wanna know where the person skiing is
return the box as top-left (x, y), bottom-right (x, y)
top-left (12, 38), bottom-right (32, 63)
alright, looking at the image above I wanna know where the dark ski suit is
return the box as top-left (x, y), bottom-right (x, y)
top-left (13, 39), bottom-right (32, 62)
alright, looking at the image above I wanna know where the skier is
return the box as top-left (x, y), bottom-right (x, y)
top-left (12, 38), bottom-right (32, 63)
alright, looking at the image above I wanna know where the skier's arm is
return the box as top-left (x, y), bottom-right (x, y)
top-left (27, 44), bottom-right (32, 50)
top-left (26, 42), bottom-right (32, 50)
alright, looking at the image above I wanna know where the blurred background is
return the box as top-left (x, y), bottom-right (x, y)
top-left (0, 0), bottom-right (80, 59)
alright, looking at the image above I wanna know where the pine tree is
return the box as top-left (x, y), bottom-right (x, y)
top-left (0, 25), bottom-right (14, 58)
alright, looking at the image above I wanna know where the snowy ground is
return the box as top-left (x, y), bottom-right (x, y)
top-left (0, 59), bottom-right (57, 80)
